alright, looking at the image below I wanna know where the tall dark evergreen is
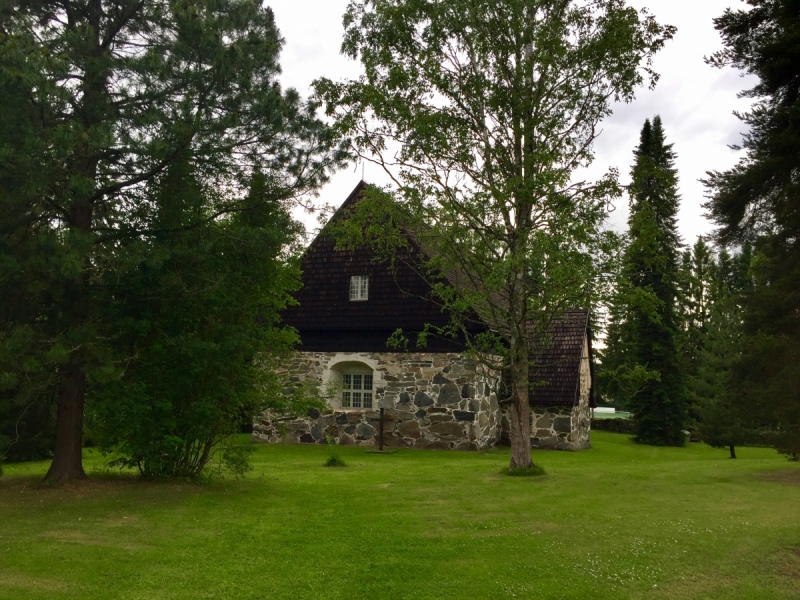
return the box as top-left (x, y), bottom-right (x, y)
top-left (0, 1), bottom-right (345, 480)
top-left (705, 0), bottom-right (800, 460)
top-left (693, 245), bottom-right (755, 459)
top-left (603, 117), bottom-right (686, 445)
top-left (678, 237), bottom-right (715, 428)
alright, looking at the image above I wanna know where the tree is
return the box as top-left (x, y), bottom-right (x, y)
top-left (317, 0), bottom-right (673, 468)
top-left (677, 237), bottom-right (715, 428)
top-left (0, 1), bottom-right (345, 481)
top-left (704, 0), bottom-right (800, 460)
top-left (602, 117), bottom-right (686, 446)
top-left (693, 246), bottom-right (755, 459)
top-left (85, 164), bottom-right (314, 479)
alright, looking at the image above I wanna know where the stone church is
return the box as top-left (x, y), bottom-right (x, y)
top-left (253, 182), bottom-right (595, 451)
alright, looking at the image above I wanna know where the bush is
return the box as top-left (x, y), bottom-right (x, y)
top-left (325, 455), bottom-right (347, 468)
top-left (591, 418), bottom-right (636, 435)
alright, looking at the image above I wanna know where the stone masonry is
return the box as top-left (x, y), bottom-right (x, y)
top-left (253, 352), bottom-right (502, 450)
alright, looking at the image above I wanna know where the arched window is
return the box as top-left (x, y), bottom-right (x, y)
top-left (342, 370), bottom-right (373, 409)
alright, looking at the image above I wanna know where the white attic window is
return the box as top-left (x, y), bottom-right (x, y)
top-left (349, 275), bottom-right (369, 301)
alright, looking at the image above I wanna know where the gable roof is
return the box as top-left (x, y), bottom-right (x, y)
top-left (281, 182), bottom-right (459, 346)
top-left (284, 182), bottom-right (593, 406)
top-left (528, 309), bottom-right (594, 407)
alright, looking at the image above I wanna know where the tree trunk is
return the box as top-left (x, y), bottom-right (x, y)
top-left (508, 339), bottom-right (533, 469)
top-left (729, 444), bottom-right (736, 459)
top-left (45, 366), bottom-right (88, 482)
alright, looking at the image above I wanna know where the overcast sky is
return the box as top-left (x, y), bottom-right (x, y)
top-left (266, 0), bottom-right (756, 245)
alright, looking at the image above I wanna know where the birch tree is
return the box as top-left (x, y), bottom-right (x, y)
top-left (317, 0), bottom-right (673, 468)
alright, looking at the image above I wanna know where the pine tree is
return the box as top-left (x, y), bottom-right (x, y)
top-left (705, 0), bottom-right (800, 461)
top-left (604, 117), bottom-right (686, 446)
top-left (0, 1), bottom-right (344, 481)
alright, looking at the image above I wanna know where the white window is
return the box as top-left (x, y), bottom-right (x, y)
top-left (349, 275), bottom-right (369, 301)
top-left (342, 372), bottom-right (373, 409)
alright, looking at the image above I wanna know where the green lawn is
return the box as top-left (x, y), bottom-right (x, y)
top-left (1, 432), bottom-right (799, 600)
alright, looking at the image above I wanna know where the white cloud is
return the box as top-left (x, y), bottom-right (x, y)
top-left (266, 0), bottom-right (757, 244)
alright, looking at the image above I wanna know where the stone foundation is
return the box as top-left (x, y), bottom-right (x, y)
top-left (254, 348), bottom-right (592, 451)
top-left (253, 351), bottom-right (502, 450)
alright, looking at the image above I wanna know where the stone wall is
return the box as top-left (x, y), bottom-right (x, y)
top-left (500, 337), bottom-right (593, 451)
top-left (253, 351), bottom-right (502, 450)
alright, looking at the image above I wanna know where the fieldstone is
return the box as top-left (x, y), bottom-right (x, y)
top-left (437, 383), bottom-right (461, 406)
top-left (415, 410), bottom-right (428, 419)
top-left (556, 442), bottom-right (573, 451)
top-left (454, 410), bottom-right (476, 422)
top-left (426, 440), bottom-right (450, 450)
top-left (535, 428), bottom-right (552, 438)
top-left (461, 384), bottom-right (475, 399)
top-left (455, 441), bottom-right (478, 451)
top-left (396, 411), bottom-right (415, 421)
top-left (398, 392), bottom-right (411, 405)
top-left (414, 391), bottom-right (434, 407)
top-left (429, 422), bottom-right (464, 438)
top-left (432, 372), bottom-right (451, 385)
top-left (554, 416), bottom-right (571, 434)
top-left (469, 399), bottom-right (481, 412)
top-left (339, 433), bottom-right (354, 446)
top-left (307, 407), bottom-right (321, 419)
top-left (310, 426), bottom-right (324, 440)
top-left (347, 412), bottom-right (363, 424)
top-left (429, 414), bottom-right (454, 423)
top-left (325, 426), bottom-right (340, 438)
top-left (285, 421), bottom-right (309, 432)
top-left (299, 433), bottom-right (314, 444)
top-left (336, 413), bottom-right (349, 425)
top-left (478, 412), bottom-right (489, 427)
top-left (356, 423), bottom-right (376, 438)
top-left (427, 407), bottom-right (448, 413)
top-left (414, 438), bottom-right (433, 449)
top-left (384, 375), bottom-right (399, 381)
top-left (344, 425), bottom-right (356, 435)
top-left (538, 436), bottom-right (558, 449)
top-left (316, 415), bottom-right (335, 429)
top-left (397, 420), bottom-right (421, 438)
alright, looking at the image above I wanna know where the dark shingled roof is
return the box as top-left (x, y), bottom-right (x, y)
top-left (283, 182), bottom-right (594, 406)
top-left (528, 310), bottom-right (594, 407)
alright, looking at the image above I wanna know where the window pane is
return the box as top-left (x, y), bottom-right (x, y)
top-left (361, 276), bottom-right (369, 299)
top-left (349, 276), bottom-right (358, 300)
top-left (343, 374), bottom-right (352, 390)
top-left (363, 374), bottom-right (373, 391)
top-left (363, 392), bottom-right (373, 409)
top-left (342, 392), bottom-right (351, 408)
top-left (352, 374), bottom-right (362, 390)
top-left (352, 392), bottom-right (362, 408)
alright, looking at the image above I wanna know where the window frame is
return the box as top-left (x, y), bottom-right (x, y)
top-left (341, 370), bottom-right (374, 409)
top-left (349, 275), bottom-right (369, 301)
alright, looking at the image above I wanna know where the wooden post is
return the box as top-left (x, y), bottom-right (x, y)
top-left (379, 407), bottom-right (385, 452)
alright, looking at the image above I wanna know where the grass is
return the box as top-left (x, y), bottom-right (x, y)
top-left (503, 463), bottom-right (547, 477)
top-left (1, 432), bottom-right (799, 600)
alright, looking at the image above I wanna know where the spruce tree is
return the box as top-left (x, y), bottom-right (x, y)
top-left (604, 117), bottom-right (686, 446)
top-left (705, 0), bottom-right (800, 461)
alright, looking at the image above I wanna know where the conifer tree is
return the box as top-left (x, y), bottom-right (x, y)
top-left (705, 0), bottom-right (800, 461)
top-left (603, 117), bottom-right (686, 445)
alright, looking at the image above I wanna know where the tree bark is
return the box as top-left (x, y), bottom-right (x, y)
top-left (508, 338), bottom-right (533, 469)
top-left (45, 366), bottom-right (88, 482)
top-left (729, 444), bottom-right (736, 459)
